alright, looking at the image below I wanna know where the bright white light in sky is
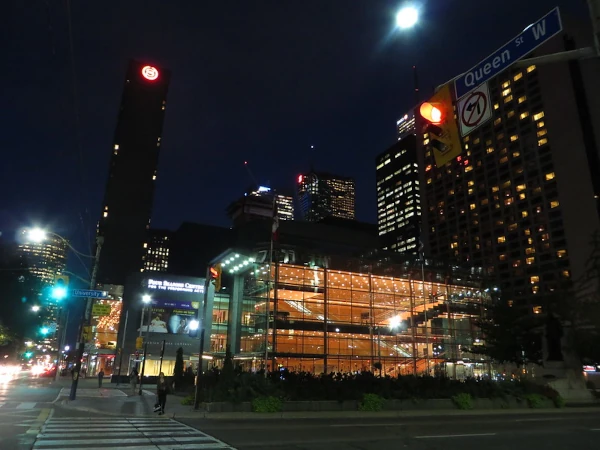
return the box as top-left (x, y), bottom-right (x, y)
top-left (396, 6), bottom-right (419, 29)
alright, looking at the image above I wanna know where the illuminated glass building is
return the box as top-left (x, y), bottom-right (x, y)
top-left (297, 171), bottom-right (355, 222)
top-left (212, 248), bottom-right (491, 378)
top-left (376, 134), bottom-right (421, 253)
top-left (96, 60), bottom-right (171, 286)
top-left (18, 229), bottom-right (67, 285)
top-left (141, 229), bottom-right (172, 273)
top-left (418, 27), bottom-right (600, 309)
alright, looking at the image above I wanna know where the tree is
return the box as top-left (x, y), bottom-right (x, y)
top-left (472, 299), bottom-right (543, 366)
top-left (173, 347), bottom-right (184, 386)
top-left (557, 230), bottom-right (600, 364)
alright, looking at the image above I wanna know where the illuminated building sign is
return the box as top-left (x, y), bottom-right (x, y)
top-left (147, 278), bottom-right (204, 293)
top-left (141, 65), bottom-right (159, 81)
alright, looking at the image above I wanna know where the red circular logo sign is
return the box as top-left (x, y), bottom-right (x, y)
top-left (141, 65), bottom-right (159, 81)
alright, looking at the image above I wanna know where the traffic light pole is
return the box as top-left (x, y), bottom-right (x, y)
top-left (69, 236), bottom-right (103, 401)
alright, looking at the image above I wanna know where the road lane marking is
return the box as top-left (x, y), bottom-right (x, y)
top-left (415, 433), bottom-right (497, 439)
top-left (330, 423), bottom-right (404, 427)
top-left (17, 402), bottom-right (37, 409)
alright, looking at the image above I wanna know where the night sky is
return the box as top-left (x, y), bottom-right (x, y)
top-left (1, 0), bottom-right (589, 263)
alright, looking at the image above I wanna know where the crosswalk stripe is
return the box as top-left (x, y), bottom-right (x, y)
top-left (33, 417), bottom-right (236, 449)
top-left (17, 402), bottom-right (37, 409)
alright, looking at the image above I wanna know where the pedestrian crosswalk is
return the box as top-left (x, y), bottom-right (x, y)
top-left (0, 401), bottom-right (38, 410)
top-left (33, 417), bottom-right (237, 449)
top-left (58, 387), bottom-right (129, 397)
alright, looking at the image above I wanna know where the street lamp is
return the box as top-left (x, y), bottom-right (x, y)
top-left (31, 305), bottom-right (40, 312)
top-left (396, 5), bottom-right (419, 29)
top-left (138, 295), bottom-right (152, 395)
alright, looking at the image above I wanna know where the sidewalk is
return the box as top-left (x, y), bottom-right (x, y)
top-left (51, 376), bottom-right (196, 418)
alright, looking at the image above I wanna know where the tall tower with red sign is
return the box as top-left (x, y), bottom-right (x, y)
top-left (96, 60), bottom-right (171, 286)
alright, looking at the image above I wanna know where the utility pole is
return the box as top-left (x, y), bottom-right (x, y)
top-left (69, 236), bottom-right (103, 401)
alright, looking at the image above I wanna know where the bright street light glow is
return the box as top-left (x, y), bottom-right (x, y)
top-left (64, 345), bottom-right (70, 351)
top-left (142, 294), bottom-right (151, 303)
top-left (189, 320), bottom-right (199, 331)
top-left (27, 228), bottom-right (48, 243)
top-left (31, 305), bottom-right (40, 312)
top-left (396, 6), bottom-right (418, 29)
top-left (51, 286), bottom-right (68, 301)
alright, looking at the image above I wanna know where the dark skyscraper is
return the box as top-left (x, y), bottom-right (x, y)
top-left (96, 60), bottom-right (171, 286)
top-left (376, 134), bottom-right (421, 253)
top-left (297, 171), bottom-right (355, 222)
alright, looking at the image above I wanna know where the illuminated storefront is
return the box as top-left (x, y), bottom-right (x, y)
top-left (215, 248), bottom-right (493, 378)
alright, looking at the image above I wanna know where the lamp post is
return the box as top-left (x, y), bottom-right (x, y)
top-left (138, 295), bottom-right (151, 395)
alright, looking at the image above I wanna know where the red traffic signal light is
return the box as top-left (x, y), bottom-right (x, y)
top-left (210, 263), bottom-right (222, 291)
top-left (210, 266), bottom-right (219, 279)
top-left (419, 102), bottom-right (443, 124)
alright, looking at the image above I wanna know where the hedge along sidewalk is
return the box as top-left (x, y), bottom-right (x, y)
top-left (186, 405), bottom-right (599, 420)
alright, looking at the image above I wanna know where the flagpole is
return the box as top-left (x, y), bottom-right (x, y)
top-left (264, 193), bottom-right (278, 377)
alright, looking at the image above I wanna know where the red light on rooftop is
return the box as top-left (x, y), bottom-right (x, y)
top-left (141, 65), bottom-right (159, 81)
top-left (297, 175), bottom-right (304, 183)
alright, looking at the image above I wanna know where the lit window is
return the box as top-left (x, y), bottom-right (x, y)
top-left (537, 121), bottom-right (545, 128)
top-left (504, 95), bottom-right (513, 103)
top-left (507, 110), bottom-right (515, 118)
top-left (497, 236), bottom-right (506, 243)
top-left (465, 165), bottom-right (473, 172)
top-left (527, 65), bottom-right (536, 73)
top-left (533, 111), bottom-right (545, 121)
top-left (481, 198), bottom-right (489, 205)
top-left (526, 257), bottom-right (535, 264)
top-left (499, 254), bottom-right (507, 261)
top-left (510, 135), bottom-right (518, 142)
top-left (562, 270), bottom-right (570, 278)
top-left (550, 200), bottom-right (559, 208)
top-left (512, 151), bottom-right (520, 158)
top-left (502, 88), bottom-right (511, 97)
top-left (152, 175), bottom-right (157, 180)
top-left (537, 129), bottom-right (547, 137)
top-left (493, 103), bottom-right (499, 110)
top-left (427, 178), bottom-right (432, 184)
top-left (520, 111), bottom-right (529, 120)
top-left (526, 247), bottom-right (535, 255)
top-left (504, 197), bottom-right (513, 206)
top-left (114, 144), bottom-right (119, 150)
top-left (521, 211), bottom-right (528, 218)
top-left (451, 242), bottom-right (458, 249)
top-left (557, 249), bottom-right (567, 258)
top-left (530, 276), bottom-right (539, 284)
top-left (492, 186), bottom-right (499, 193)
top-left (514, 72), bottom-right (523, 81)
top-left (487, 147), bottom-right (494, 154)
top-left (545, 172), bottom-right (556, 181)
top-left (533, 305), bottom-right (542, 314)
top-left (103, 212), bottom-right (108, 218)
top-left (502, 81), bottom-right (510, 89)
top-left (470, 203), bottom-right (476, 210)
top-left (516, 184), bottom-right (526, 192)
top-left (500, 156), bottom-right (509, 164)
top-left (538, 138), bottom-right (548, 146)
top-left (494, 118), bottom-right (502, 126)
top-left (518, 96), bottom-right (527, 104)
top-left (508, 223), bottom-right (518, 231)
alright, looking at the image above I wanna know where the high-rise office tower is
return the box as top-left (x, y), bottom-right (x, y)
top-left (141, 229), bottom-right (172, 273)
top-left (418, 26), bottom-right (600, 308)
top-left (297, 171), bottom-right (355, 222)
top-left (227, 186), bottom-right (295, 227)
top-left (397, 111), bottom-right (416, 140)
top-left (96, 60), bottom-right (171, 285)
top-left (376, 134), bottom-right (421, 253)
top-left (18, 229), bottom-right (67, 285)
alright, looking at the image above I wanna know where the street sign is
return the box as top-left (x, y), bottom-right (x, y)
top-left (72, 289), bottom-right (108, 299)
top-left (454, 7), bottom-right (562, 99)
top-left (92, 303), bottom-right (111, 316)
top-left (457, 82), bottom-right (492, 136)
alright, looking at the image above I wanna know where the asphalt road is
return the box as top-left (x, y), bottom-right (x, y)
top-left (178, 411), bottom-right (600, 450)
top-left (0, 372), bottom-right (59, 449)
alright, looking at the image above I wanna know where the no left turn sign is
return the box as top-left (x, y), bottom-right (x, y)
top-left (457, 82), bottom-right (492, 137)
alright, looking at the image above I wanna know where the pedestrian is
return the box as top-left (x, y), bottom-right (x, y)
top-left (156, 372), bottom-right (168, 415)
top-left (98, 368), bottom-right (105, 388)
top-left (130, 368), bottom-right (138, 394)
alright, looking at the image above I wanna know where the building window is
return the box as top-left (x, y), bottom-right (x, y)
top-left (557, 249), bottom-right (567, 258)
top-left (530, 276), bottom-right (539, 284)
top-left (526, 257), bottom-right (535, 264)
top-left (514, 72), bottom-right (523, 81)
top-left (550, 200), bottom-right (559, 208)
top-left (533, 111), bottom-right (545, 121)
top-left (502, 88), bottom-right (511, 97)
top-left (520, 111), bottom-right (529, 120)
top-left (538, 138), bottom-right (548, 146)
top-left (498, 236), bottom-right (506, 243)
top-left (527, 65), bottom-right (536, 73)
top-left (518, 96), bottom-right (527, 104)
top-left (545, 172), bottom-right (556, 181)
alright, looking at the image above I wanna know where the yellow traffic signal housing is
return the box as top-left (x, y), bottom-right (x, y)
top-left (136, 336), bottom-right (143, 350)
top-left (420, 83), bottom-right (462, 167)
top-left (210, 263), bottom-right (222, 291)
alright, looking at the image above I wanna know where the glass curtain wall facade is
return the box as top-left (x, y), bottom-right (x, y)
top-left (235, 260), bottom-right (490, 378)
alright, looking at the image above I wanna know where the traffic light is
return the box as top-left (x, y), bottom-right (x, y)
top-left (419, 83), bottom-right (462, 167)
top-left (40, 326), bottom-right (49, 336)
top-left (51, 274), bottom-right (69, 301)
top-left (24, 352), bottom-right (33, 359)
top-left (136, 336), bottom-right (143, 350)
top-left (210, 263), bottom-right (222, 291)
